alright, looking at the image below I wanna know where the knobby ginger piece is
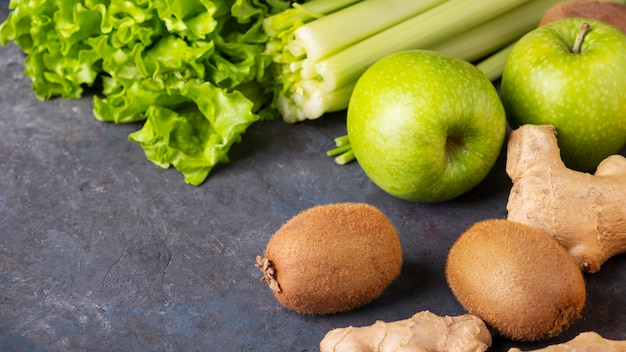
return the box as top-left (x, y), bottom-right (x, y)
top-left (508, 331), bottom-right (626, 351)
top-left (319, 310), bottom-right (492, 352)
top-left (506, 124), bottom-right (626, 273)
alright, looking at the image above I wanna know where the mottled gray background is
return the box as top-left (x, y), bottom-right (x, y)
top-left (1, 3), bottom-right (625, 351)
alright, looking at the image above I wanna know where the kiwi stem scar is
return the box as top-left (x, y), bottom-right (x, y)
top-left (256, 256), bottom-right (282, 292)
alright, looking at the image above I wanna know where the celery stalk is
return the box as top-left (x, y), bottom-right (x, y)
top-left (315, 0), bottom-right (530, 91)
top-left (475, 42), bottom-right (516, 82)
top-left (268, 0), bottom-right (449, 122)
top-left (431, 0), bottom-right (564, 62)
top-left (293, 0), bottom-right (448, 61)
top-left (264, 0), bottom-right (362, 64)
top-left (334, 150), bottom-right (355, 165)
top-left (333, 135), bottom-right (351, 147)
top-left (262, 0), bottom-right (361, 37)
top-left (326, 144), bottom-right (352, 157)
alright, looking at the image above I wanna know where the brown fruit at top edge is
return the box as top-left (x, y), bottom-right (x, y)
top-left (539, 0), bottom-right (626, 34)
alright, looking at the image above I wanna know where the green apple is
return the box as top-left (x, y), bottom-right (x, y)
top-left (347, 50), bottom-right (506, 203)
top-left (501, 18), bottom-right (626, 172)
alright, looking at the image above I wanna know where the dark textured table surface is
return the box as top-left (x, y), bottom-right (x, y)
top-left (2, 3), bottom-right (626, 351)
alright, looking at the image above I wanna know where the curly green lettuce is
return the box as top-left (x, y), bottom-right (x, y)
top-left (0, 0), bottom-right (295, 185)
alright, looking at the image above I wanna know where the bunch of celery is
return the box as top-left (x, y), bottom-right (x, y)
top-left (264, 0), bottom-right (569, 123)
top-left (0, 0), bottom-right (293, 185)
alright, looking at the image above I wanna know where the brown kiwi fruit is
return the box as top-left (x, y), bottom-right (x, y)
top-left (539, 0), bottom-right (626, 33)
top-left (256, 202), bottom-right (402, 315)
top-left (445, 219), bottom-right (586, 341)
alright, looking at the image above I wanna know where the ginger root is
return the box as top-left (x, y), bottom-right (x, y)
top-left (506, 124), bottom-right (626, 273)
top-left (508, 331), bottom-right (626, 351)
top-left (319, 310), bottom-right (492, 352)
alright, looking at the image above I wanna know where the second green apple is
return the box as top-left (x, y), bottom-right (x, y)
top-left (501, 18), bottom-right (626, 172)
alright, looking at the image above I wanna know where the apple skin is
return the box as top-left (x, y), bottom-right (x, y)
top-left (347, 50), bottom-right (506, 203)
top-left (501, 18), bottom-right (626, 172)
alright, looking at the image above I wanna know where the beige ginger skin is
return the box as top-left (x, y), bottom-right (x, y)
top-left (319, 310), bottom-right (492, 352)
top-left (508, 331), bottom-right (626, 352)
top-left (506, 124), bottom-right (626, 273)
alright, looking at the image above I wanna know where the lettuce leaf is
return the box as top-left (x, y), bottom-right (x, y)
top-left (0, 0), bottom-right (295, 185)
top-left (128, 80), bottom-right (258, 185)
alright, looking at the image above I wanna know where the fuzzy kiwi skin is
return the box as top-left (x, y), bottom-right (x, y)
top-left (260, 203), bottom-right (402, 315)
top-left (445, 219), bottom-right (586, 341)
top-left (539, 0), bottom-right (626, 34)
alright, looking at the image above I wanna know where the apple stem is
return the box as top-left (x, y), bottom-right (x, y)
top-left (572, 22), bottom-right (592, 54)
